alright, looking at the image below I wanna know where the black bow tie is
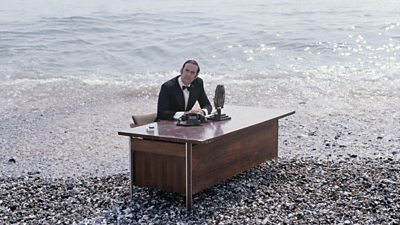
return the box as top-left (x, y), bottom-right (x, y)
top-left (182, 86), bottom-right (190, 91)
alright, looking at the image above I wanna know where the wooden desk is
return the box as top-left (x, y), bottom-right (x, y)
top-left (118, 105), bottom-right (295, 210)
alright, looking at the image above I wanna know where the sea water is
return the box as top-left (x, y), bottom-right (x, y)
top-left (1, 0), bottom-right (398, 78)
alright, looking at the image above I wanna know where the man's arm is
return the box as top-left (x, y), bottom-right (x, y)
top-left (197, 79), bottom-right (212, 114)
top-left (157, 84), bottom-right (176, 120)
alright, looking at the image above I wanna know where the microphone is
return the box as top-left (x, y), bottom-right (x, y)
top-left (214, 84), bottom-right (225, 110)
top-left (208, 84), bottom-right (231, 121)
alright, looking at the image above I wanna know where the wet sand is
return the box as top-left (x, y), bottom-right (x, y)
top-left (1, 78), bottom-right (399, 178)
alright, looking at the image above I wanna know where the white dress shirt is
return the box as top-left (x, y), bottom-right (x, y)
top-left (173, 76), bottom-right (209, 120)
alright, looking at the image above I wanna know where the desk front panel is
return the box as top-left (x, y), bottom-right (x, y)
top-left (133, 140), bottom-right (186, 194)
top-left (192, 119), bottom-right (278, 194)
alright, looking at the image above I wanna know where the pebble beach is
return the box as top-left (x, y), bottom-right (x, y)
top-left (1, 0), bottom-right (400, 224)
top-left (1, 80), bottom-right (399, 224)
top-left (1, 158), bottom-right (399, 224)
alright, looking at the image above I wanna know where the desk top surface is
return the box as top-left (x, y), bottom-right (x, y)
top-left (118, 105), bottom-right (295, 144)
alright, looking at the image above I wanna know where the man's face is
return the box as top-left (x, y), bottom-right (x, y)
top-left (181, 63), bottom-right (198, 85)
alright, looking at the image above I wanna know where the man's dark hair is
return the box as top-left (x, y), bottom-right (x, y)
top-left (180, 59), bottom-right (200, 75)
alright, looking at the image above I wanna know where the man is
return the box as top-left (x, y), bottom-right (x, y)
top-left (157, 59), bottom-right (212, 120)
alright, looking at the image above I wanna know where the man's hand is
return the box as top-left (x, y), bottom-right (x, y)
top-left (188, 108), bottom-right (205, 115)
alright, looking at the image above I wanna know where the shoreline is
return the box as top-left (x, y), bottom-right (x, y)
top-left (1, 81), bottom-right (398, 178)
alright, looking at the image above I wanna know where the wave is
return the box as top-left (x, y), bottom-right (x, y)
top-left (0, 0), bottom-right (399, 85)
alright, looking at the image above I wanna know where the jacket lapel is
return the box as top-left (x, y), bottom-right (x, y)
top-left (174, 78), bottom-right (186, 111)
top-left (187, 83), bottom-right (196, 111)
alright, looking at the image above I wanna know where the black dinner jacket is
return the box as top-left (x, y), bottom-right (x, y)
top-left (157, 75), bottom-right (212, 120)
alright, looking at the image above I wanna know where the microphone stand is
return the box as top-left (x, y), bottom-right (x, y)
top-left (208, 107), bottom-right (231, 121)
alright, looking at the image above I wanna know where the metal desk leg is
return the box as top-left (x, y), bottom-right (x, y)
top-left (129, 137), bottom-right (135, 199)
top-left (275, 120), bottom-right (279, 163)
top-left (185, 142), bottom-right (193, 210)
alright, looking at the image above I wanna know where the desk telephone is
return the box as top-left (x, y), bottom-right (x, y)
top-left (177, 113), bottom-right (206, 126)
